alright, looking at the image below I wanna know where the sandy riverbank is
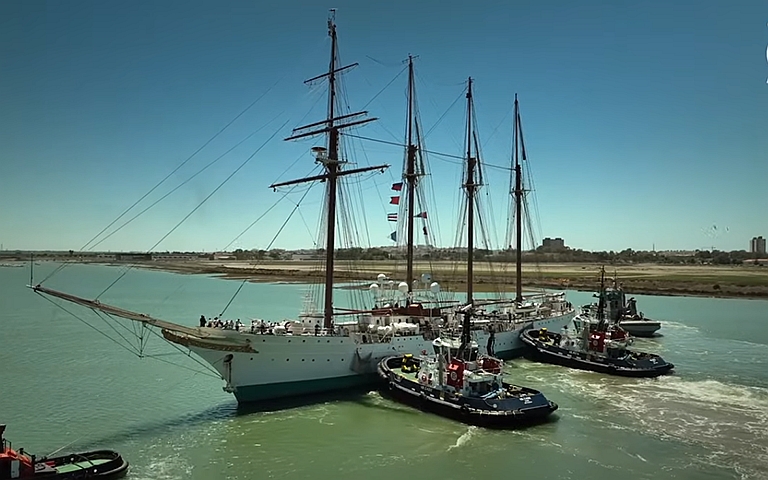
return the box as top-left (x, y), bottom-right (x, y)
top-left (121, 259), bottom-right (768, 299)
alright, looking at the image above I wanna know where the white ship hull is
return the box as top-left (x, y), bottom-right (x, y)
top-left (185, 310), bottom-right (574, 403)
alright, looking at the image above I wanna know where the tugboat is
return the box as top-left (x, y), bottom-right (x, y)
top-left (378, 306), bottom-right (559, 428)
top-left (609, 291), bottom-right (662, 338)
top-left (581, 273), bottom-right (662, 337)
top-left (0, 424), bottom-right (128, 480)
top-left (519, 268), bottom-right (674, 378)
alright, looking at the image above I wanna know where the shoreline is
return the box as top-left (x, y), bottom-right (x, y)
top-left (115, 260), bottom-right (768, 301)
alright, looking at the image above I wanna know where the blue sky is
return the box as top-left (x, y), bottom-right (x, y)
top-left (1, 0), bottom-right (766, 253)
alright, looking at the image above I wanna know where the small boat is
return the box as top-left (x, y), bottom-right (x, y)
top-left (617, 313), bottom-right (662, 338)
top-left (519, 269), bottom-right (674, 378)
top-left (378, 307), bottom-right (558, 428)
top-left (604, 276), bottom-right (662, 337)
top-left (0, 425), bottom-right (128, 480)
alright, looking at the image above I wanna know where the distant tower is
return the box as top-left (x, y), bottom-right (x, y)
top-left (751, 236), bottom-right (767, 255)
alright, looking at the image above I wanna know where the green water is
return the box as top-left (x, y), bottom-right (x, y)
top-left (2, 263), bottom-right (767, 479)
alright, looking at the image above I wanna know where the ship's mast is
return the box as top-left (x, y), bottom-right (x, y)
top-left (464, 78), bottom-right (476, 306)
top-left (513, 94), bottom-right (523, 303)
top-left (272, 12), bottom-right (386, 330)
top-left (405, 55), bottom-right (417, 295)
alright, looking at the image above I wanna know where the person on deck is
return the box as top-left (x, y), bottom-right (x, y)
top-left (539, 327), bottom-right (550, 342)
top-left (315, 323), bottom-right (320, 336)
top-left (199, 315), bottom-right (206, 327)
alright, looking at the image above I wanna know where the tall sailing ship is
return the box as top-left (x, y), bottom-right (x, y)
top-left (31, 14), bottom-right (573, 404)
top-left (447, 84), bottom-right (574, 356)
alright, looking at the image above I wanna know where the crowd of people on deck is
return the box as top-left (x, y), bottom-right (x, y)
top-left (197, 314), bottom-right (329, 335)
top-left (199, 315), bottom-right (246, 330)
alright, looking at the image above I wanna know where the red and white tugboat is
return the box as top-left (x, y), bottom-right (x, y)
top-left (0, 425), bottom-right (128, 480)
top-left (378, 306), bottom-right (558, 428)
top-left (520, 268), bottom-right (674, 378)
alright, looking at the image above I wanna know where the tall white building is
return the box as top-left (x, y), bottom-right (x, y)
top-left (750, 236), bottom-right (766, 255)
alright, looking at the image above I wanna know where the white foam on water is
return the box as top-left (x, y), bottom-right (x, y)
top-left (447, 426), bottom-right (478, 451)
top-left (658, 320), bottom-right (700, 332)
top-left (558, 372), bottom-right (768, 478)
top-left (129, 454), bottom-right (194, 480)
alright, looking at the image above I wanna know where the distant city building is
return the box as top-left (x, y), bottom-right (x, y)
top-left (541, 237), bottom-right (566, 251)
top-left (750, 236), bottom-right (766, 255)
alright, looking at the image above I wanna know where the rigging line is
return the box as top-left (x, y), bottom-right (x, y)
top-left (94, 309), bottom-right (144, 354)
top-left (139, 321), bottom-right (149, 353)
top-left (296, 207), bottom-right (318, 246)
top-left (144, 327), bottom-right (222, 378)
top-left (292, 85), bottom-right (329, 133)
top-left (219, 183), bottom-right (313, 318)
top-left (361, 64), bottom-right (408, 110)
top-left (92, 306), bottom-right (149, 352)
top-left (136, 345), bottom-right (221, 379)
top-left (266, 184), bottom-right (315, 250)
top-left (80, 77), bottom-right (283, 254)
top-left (89, 114), bottom-right (285, 252)
top-left (218, 279), bottom-right (247, 320)
top-left (483, 101), bottom-right (515, 150)
top-left (220, 174), bottom-right (311, 252)
top-left (343, 133), bottom-right (513, 171)
top-left (37, 292), bottom-right (142, 358)
top-left (270, 150), bottom-right (315, 186)
top-left (424, 87), bottom-right (466, 139)
top-left (365, 55), bottom-right (404, 67)
top-left (95, 119), bottom-right (291, 301)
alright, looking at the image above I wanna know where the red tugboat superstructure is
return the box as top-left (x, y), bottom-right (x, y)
top-left (1, 425), bottom-right (128, 480)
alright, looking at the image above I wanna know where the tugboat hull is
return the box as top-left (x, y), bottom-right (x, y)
top-left (31, 450), bottom-right (129, 480)
top-left (377, 356), bottom-right (557, 428)
top-left (520, 328), bottom-right (674, 378)
top-left (1, 447), bottom-right (128, 480)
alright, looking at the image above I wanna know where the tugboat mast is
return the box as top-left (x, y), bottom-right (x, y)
top-left (596, 266), bottom-right (607, 330)
top-left (272, 11), bottom-right (387, 330)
